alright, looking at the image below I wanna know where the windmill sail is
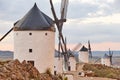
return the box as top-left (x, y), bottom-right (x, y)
top-left (94, 58), bottom-right (101, 64)
top-left (61, 0), bottom-right (69, 19)
top-left (88, 40), bottom-right (92, 58)
top-left (109, 48), bottom-right (113, 65)
top-left (72, 43), bottom-right (82, 51)
top-left (50, 0), bottom-right (69, 71)
top-left (0, 28), bottom-right (13, 41)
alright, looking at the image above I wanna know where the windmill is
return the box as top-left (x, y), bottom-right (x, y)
top-left (49, 0), bottom-right (69, 71)
top-left (99, 48), bottom-right (113, 66)
top-left (0, 0), bottom-right (69, 71)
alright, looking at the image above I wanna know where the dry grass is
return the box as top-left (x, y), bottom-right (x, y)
top-left (83, 64), bottom-right (120, 79)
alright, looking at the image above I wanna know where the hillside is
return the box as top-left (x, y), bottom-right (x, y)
top-left (83, 64), bottom-right (120, 80)
top-left (0, 59), bottom-right (62, 80)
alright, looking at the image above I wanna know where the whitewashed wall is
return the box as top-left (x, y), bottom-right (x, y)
top-left (69, 57), bottom-right (76, 71)
top-left (14, 30), bottom-right (55, 73)
top-left (79, 51), bottom-right (89, 63)
top-left (54, 57), bottom-right (63, 74)
top-left (101, 58), bottom-right (111, 66)
top-left (65, 75), bottom-right (74, 80)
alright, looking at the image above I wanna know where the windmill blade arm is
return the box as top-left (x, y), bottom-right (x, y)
top-left (60, 33), bottom-right (67, 52)
top-left (58, 36), bottom-right (62, 58)
top-left (72, 43), bottom-right (82, 51)
top-left (59, 0), bottom-right (69, 31)
top-left (0, 28), bottom-right (13, 41)
top-left (88, 40), bottom-right (92, 58)
top-left (94, 58), bottom-right (101, 63)
top-left (111, 51), bottom-right (113, 56)
top-left (50, 0), bottom-right (63, 33)
top-left (60, 0), bottom-right (69, 19)
top-left (49, 0), bottom-right (58, 22)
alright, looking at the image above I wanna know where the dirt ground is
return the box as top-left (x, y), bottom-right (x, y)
top-left (77, 77), bottom-right (117, 80)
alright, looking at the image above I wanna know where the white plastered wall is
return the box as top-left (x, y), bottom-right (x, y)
top-left (101, 58), bottom-right (111, 66)
top-left (14, 30), bottom-right (55, 73)
top-left (79, 51), bottom-right (89, 63)
top-left (54, 57), bottom-right (63, 74)
top-left (69, 57), bottom-right (76, 71)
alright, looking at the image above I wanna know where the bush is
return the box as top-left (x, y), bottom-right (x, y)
top-left (45, 68), bottom-right (52, 77)
top-left (64, 77), bottom-right (68, 80)
top-left (83, 64), bottom-right (120, 79)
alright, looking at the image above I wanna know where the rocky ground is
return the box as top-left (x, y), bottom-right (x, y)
top-left (0, 59), bottom-right (62, 80)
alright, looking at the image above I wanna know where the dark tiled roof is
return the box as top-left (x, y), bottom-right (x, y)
top-left (103, 54), bottom-right (110, 58)
top-left (14, 3), bottom-right (54, 30)
top-left (80, 46), bottom-right (88, 51)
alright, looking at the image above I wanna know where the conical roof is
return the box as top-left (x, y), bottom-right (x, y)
top-left (14, 3), bottom-right (54, 30)
top-left (103, 54), bottom-right (110, 58)
top-left (80, 46), bottom-right (88, 51)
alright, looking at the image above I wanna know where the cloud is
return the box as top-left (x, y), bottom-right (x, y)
top-left (66, 0), bottom-right (120, 19)
top-left (114, 0), bottom-right (120, 10)
top-left (80, 13), bottom-right (120, 24)
top-left (0, 20), bottom-right (13, 33)
top-left (0, 0), bottom-right (119, 21)
top-left (67, 1), bottom-right (98, 18)
top-left (0, 0), bottom-right (120, 51)
top-left (62, 16), bottom-right (120, 44)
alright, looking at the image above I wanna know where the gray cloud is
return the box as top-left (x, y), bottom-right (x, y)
top-left (111, 0), bottom-right (120, 14)
top-left (67, 2), bottom-right (98, 18)
top-left (0, 0), bottom-right (120, 48)
top-left (0, 0), bottom-right (119, 21)
top-left (66, 0), bottom-right (120, 19)
top-left (62, 23), bottom-right (120, 43)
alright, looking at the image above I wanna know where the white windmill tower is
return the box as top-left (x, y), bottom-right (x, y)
top-left (101, 54), bottom-right (111, 66)
top-left (79, 45), bottom-right (89, 63)
top-left (101, 48), bottom-right (113, 66)
top-left (13, 3), bottom-right (55, 73)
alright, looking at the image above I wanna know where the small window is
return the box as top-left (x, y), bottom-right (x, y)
top-left (68, 66), bottom-right (71, 71)
top-left (78, 72), bottom-right (82, 75)
top-left (29, 49), bottom-right (32, 53)
top-left (27, 61), bottom-right (34, 66)
top-left (45, 33), bottom-right (47, 36)
top-left (54, 71), bottom-right (57, 75)
top-left (29, 33), bottom-right (32, 35)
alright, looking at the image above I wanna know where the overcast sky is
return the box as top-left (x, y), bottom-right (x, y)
top-left (0, 0), bottom-right (120, 51)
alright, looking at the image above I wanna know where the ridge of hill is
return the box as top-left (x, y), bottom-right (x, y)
top-left (83, 64), bottom-right (120, 79)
